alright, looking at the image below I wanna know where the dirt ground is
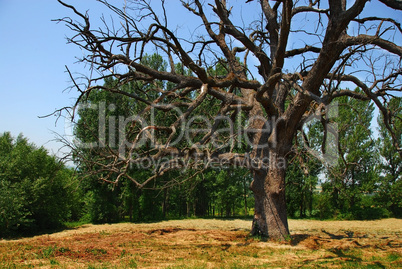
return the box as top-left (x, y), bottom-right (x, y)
top-left (0, 218), bottom-right (401, 268)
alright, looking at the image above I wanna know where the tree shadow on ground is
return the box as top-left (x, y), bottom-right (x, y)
top-left (329, 248), bottom-right (362, 262)
top-left (321, 229), bottom-right (354, 239)
top-left (290, 234), bottom-right (310, 246)
top-left (1, 226), bottom-right (77, 241)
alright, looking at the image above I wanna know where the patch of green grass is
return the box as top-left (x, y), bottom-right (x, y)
top-left (37, 245), bottom-right (71, 260)
top-left (49, 258), bottom-right (59, 266)
top-left (40, 245), bottom-right (57, 258)
top-left (127, 258), bottom-right (138, 268)
top-left (387, 252), bottom-right (400, 262)
top-left (364, 262), bottom-right (388, 269)
top-left (63, 220), bottom-right (90, 229)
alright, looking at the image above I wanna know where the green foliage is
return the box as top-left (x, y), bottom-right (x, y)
top-left (313, 191), bottom-right (334, 219)
top-left (82, 189), bottom-right (120, 224)
top-left (314, 92), bottom-right (379, 219)
top-left (285, 113), bottom-right (322, 218)
top-left (286, 154), bottom-right (321, 218)
top-left (0, 132), bottom-right (81, 237)
top-left (375, 97), bottom-right (402, 217)
top-left (303, 93), bottom-right (401, 220)
top-left (353, 195), bottom-right (391, 220)
top-left (0, 180), bottom-right (31, 234)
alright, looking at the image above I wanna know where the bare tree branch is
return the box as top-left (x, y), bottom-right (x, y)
top-left (379, 0), bottom-right (402, 10)
top-left (55, 0), bottom-right (402, 239)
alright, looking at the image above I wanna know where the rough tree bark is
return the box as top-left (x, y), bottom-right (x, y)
top-left (250, 154), bottom-right (289, 239)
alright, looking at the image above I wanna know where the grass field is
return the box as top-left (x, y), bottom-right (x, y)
top-left (0, 218), bottom-right (401, 268)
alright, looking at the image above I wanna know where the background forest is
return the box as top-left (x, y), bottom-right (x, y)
top-left (1, 55), bottom-right (401, 238)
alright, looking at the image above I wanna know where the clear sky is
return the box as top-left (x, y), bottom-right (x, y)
top-left (0, 0), bottom-right (400, 158)
top-left (0, 0), bottom-right (199, 157)
top-left (0, 0), bottom-right (121, 156)
top-left (0, 0), bottom-right (229, 157)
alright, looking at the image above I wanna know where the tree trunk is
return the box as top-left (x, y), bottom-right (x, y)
top-left (250, 152), bottom-right (290, 241)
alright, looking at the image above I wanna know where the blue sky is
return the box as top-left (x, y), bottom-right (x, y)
top-left (0, 0), bottom-right (200, 157)
top-left (0, 1), bottom-right (120, 156)
top-left (0, 0), bottom-right (234, 156)
top-left (0, 0), bottom-right (400, 158)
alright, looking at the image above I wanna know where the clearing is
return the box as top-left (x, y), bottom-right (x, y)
top-left (0, 218), bottom-right (401, 268)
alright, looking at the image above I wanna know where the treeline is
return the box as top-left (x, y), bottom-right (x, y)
top-left (0, 133), bottom-right (81, 237)
top-left (1, 55), bottom-right (400, 237)
top-left (79, 169), bottom-right (254, 224)
top-left (0, 132), bottom-right (255, 237)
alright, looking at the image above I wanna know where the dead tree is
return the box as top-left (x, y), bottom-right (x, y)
top-left (56, 0), bottom-right (402, 240)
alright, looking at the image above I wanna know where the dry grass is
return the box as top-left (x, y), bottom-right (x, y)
top-left (0, 218), bottom-right (401, 268)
